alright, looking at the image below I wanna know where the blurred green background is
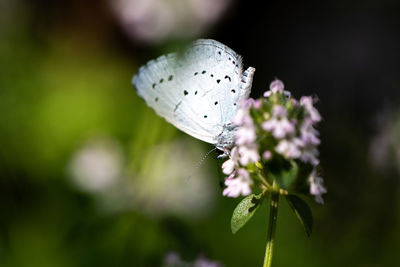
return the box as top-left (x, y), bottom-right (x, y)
top-left (1, 0), bottom-right (400, 266)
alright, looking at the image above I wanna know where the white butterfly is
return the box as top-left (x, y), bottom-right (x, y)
top-left (132, 39), bottom-right (255, 152)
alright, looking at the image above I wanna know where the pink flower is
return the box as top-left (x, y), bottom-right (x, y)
top-left (222, 147), bottom-right (239, 175)
top-left (270, 78), bottom-right (285, 92)
top-left (238, 145), bottom-right (260, 165)
top-left (235, 125), bottom-right (256, 145)
top-left (300, 96), bottom-right (321, 123)
top-left (300, 119), bottom-right (320, 146)
top-left (253, 99), bottom-right (262, 109)
top-left (264, 78), bottom-right (291, 98)
top-left (233, 106), bottom-right (253, 126)
top-left (275, 138), bottom-right (303, 159)
top-left (262, 106), bottom-right (295, 139)
top-left (309, 169), bottom-right (327, 204)
top-left (223, 168), bottom-right (252, 198)
top-left (299, 145), bottom-right (320, 166)
top-left (262, 150), bottom-right (272, 160)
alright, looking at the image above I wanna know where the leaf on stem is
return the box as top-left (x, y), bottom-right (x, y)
top-left (286, 194), bottom-right (313, 236)
top-left (231, 193), bottom-right (264, 234)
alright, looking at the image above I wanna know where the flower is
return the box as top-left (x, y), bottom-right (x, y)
top-left (275, 138), bottom-right (303, 159)
top-left (309, 169), bottom-right (327, 204)
top-left (262, 150), bottom-right (272, 160)
top-left (238, 145), bottom-right (260, 165)
top-left (221, 78), bottom-right (325, 204)
top-left (235, 125), bottom-right (256, 145)
top-left (222, 147), bottom-right (238, 175)
top-left (300, 119), bottom-right (321, 146)
top-left (264, 78), bottom-right (291, 98)
top-left (262, 106), bottom-right (295, 139)
top-left (222, 168), bottom-right (252, 197)
top-left (300, 96), bottom-right (321, 123)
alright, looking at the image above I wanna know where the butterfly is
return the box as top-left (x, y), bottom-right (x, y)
top-left (132, 39), bottom-right (255, 153)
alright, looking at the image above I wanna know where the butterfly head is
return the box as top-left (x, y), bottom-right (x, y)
top-left (215, 123), bottom-right (237, 157)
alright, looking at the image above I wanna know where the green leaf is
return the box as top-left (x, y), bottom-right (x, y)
top-left (286, 194), bottom-right (313, 236)
top-left (231, 193), bottom-right (263, 234)
top-left (269, 160), bottom-right (298, 189)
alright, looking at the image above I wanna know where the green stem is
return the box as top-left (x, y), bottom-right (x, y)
top-left (263, 187), bottom-right (279, 267)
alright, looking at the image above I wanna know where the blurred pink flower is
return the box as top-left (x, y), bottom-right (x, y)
top-left (109, 0), bottom-right (232, 43)
top-left (221, 147), bottom-right (238, 175)
top-left (300, 96), bottom-right (321, 123)
top-left (264, 78), bottom-right (291, 98)
top-left (238, 145), bottom-right (260, 165)
top-left (262, 106), bottom-right (295, 139)
top-left (223, 168), bottom-right (252, 198)
top-left (262, 150), bottom-right (272, 160)
top-left (275, 138), bottom-right (303, 159)
top-left (235, 125), bottom-right (256, 145)
top-left (309, 169), bottom-right (327, 204)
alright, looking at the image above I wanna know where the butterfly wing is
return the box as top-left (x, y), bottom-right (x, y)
top-left (133, 39), bottom-right (253, 145)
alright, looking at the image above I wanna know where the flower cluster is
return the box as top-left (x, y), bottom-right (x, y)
top-left (222, 79), bottom-right (327, 203)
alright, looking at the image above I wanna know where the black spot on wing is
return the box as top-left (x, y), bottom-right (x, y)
top-left (152, 83), bottom-right (156, 89)
top-left (216, 79), bottom-right (221, 84)
top-left (155, 97), bottom-right (158, 102)
top-left (202, 70), bottom-right (206, 74)
top-left (184, 90), bottom-right (188, 96)
top-left (194, 72), bottom-right (198, 76)
top-left (174, 101), bottom-right (182, 112)
top-left (168, 75), bottom-right (173, 81)
top-left (214, 101), bottom-right (218, 105)
top-left (231, 89), bottom-right (236, 93)
top-left (204, 115), bottom-right (208, 118)
top-left (225, 75), bottom-right (231, 82)
top-left (159, 78), bottom-right (164, 83)
top-left (194, 91), bottom-right (198, 95)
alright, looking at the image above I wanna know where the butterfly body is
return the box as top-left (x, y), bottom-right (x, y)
top-left (133, 39), bottom-right (255, 151)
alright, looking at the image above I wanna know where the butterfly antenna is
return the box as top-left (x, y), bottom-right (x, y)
top-left (185, 147), bottom-right (217, 182)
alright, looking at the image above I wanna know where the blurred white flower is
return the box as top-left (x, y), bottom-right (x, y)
top-left (68, 137), bottom-right (123, 192)
top-left (369, 110), bottom-right (400, 175)
top-left (109, 0), bottom-right (232, 43)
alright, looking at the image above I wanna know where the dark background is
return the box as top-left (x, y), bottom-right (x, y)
top-left (1, 0), bottom-right (400, 266)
